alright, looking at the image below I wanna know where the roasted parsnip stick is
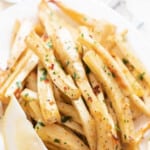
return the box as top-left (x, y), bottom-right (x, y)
top-left (25, 31), bottom-right (81, 100)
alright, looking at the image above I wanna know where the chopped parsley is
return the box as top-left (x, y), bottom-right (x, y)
top-left (35, 121), bottom-right (45, 129)
top-left (124, 134), bottom-right (127, 140)
top-left (53, 71), bottom-right (56, 75)
top-left (75, 46), bottom-right (78, 51)
top-left (47, 41), bottom-right (53, 49)
top-left (40, 68), bottom-right (47, 81)
top-left (45, 54), bottom-right (49, 62)
top-left (54, 138), bottom-right (60, 143)
top-left (122, 58), bottom-right (129, 65)
top-left (24, 93), bottom-right (29, 98)
top-left (81, 33), bottom-right (84, 38)
top-left (138, 72), bottom-right (145, 81)
top-left (124, 119), bottom-right (129, 123)
top-left (61, 116), bottom-right (72, 123)
top-left (67, 46), bottom-right (71, 50)
top-left (85, 66), bottom-right (90, 74)
top-left (16, 81), bottom-right (22, 88)
top-left (115, 124), bottom-right (120, 132)
top-left (112, 72), bottom-right (116, 78)
top-left (83, 17), bottom-right (87, 21)
top-left (65, 60), bottom-right (70, 67)
top-left (73, 72), bottom-right (77, 80)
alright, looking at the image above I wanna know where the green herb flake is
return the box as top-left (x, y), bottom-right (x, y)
top-left (54, 138), bottom-right (60, 143)
top-left (122, 58), bottom-right (129, 65)
top-left (107, 72), bottom-right (112, 76)
top-left (24, 93), bottom-right (29, 98)
top-left (47, 41), bottom-right (53, 49)
top-left (85, 66), bottom-right (90, 74)
top-left (50, 11), bottom-right (53, 16)
top-left (112, 72), bottom-right (116, 78)
top-left (73, 72), bottom-right (77, 80)
top-left (53, 71), bottom-right (56, 75)
top-left (66, 60), bottom-right (70, 67)
top-left (35, 121), bottom-right (45, 129)
top-left (75, 46), bottom-right (78, 51)
top-left (64, 142), bottom-right (67, 144)
top-left (115, 145), bottom-right (119, 150)
top-left (124, 119), bottom-right (129, 123)
top-left (103, 117), bottom-right (106, 120)
top-left (138, 72), bottom-right (145, 81)
top-left (40, 68), bottom-right (47, 81)
top-left (83, 17), bottom-right (87, 21)
top-left (67, 46), bottom-right (71, 50)
top-left (45, 54), bottom-right (49, 62)
top-left (81, 33), bottom-right (84, 38)
top-left (61, 116), bottom-right (72, 123)
top-left (115, 124), bottom-right (120, 132)
top-left (124, 134), bottom-right (127, 140)
top-left (16, 81), bottom-right (22, 88)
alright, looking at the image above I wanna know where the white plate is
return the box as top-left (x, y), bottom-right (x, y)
top-left (0, 0), bottom-right (150, 149)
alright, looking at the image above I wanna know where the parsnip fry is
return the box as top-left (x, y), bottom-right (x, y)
top-left (83, 50), bottom-right (135, 143)
top-left (0, 50), bottom-right (34, 100)
top-left (25, 71), bottom-right (37, 92)
top-left (88, 72), bottom-right (116, 133)
top-left (5, 52), bottom-right (38, 97)
top-left (8, 20), bottom-right (34, 69)
top-left (115, 36), bottom-right (150, 88)
top-left (53, 27), bottom-right (121, 149)
top-left (44, 142), bottom-right (60, 150)
top-left (25, 31), bottom-right (81, 100)
top-left (62, 119), bottom-right (84, 135)
top-left (115, 56), bottom-right (144, 97)
top-left (21, 88), bottom-right (44, 122)
top-left (57, 101), bottom-right (81, 124)
top-left (38, 63), bottom-right (60, 124)
top-left (67, 75), bottom-right (96, 150)
top-left (79, 27), bottom-right (150, 116)
top-left (37, 124), bottom-right (89, 150)
top-left (78, 27), bottom-right (132, 94)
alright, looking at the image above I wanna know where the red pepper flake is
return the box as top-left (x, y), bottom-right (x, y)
top-left (49, 64), bottom-right (54, 70)
top-left (49, 101), bottom-right (55, 105)
top-left (89, 34), bottom-right (93, 38)
top-left (44, 79), bottom-right (49, 84)
top-left (43, 33), bottom-right (49, 41)
top-left (14, 88), bottom-right (21, 99)
top-left (93, 85), bottom-right (101, 95)
top-left (88, 96), bottom-right (92, 102)
top-left (64, 86), bottom-right (68, 91)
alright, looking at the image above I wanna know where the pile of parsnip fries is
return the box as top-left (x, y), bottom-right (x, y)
top-left (1, 0), bottom-right (150, 149)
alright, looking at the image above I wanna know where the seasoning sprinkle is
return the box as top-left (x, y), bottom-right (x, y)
top-left (35, 121), bottom-right (45, 130)
top-left (73, 72), bottom-right (77, 80)
top-left (24, 93), bottom-right (29, 98)
top-left (47, 41), bottom-right (53, 49)
top-left (54, 138), bottom-right (60, 143)
top-left (40, 68), bottom-right (47, 81)
top-left (122, 58), bottom-right (129, 65)
top-left (61, 116), bottom-right (72, 123)
top-left (66, 60), bottom-right (70, 67)
top-left (16, 81), bottom-right (22, 89)
top-left (138, 72), bottom-right (145, 81)
top-left (81, 33), bottom-right (84, 38)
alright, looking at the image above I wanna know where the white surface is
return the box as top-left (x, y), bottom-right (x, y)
top-left (3, 95), bottom-right (47, 150)
top-left (0, 0), bottom-right (150, 149)
top-left (106, 0), bottom-right (150, 41)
